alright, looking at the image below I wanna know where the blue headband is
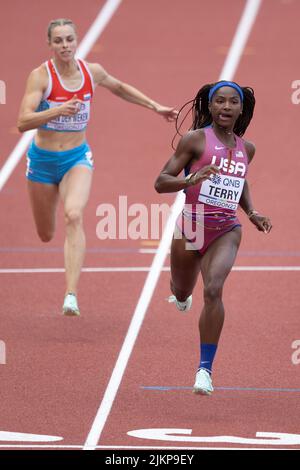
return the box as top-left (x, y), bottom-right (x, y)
top-left (208, 81), bottom-right (244, 102)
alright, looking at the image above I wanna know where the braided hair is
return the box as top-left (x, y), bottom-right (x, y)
top-left (172, 81), bottom-right (255, 149)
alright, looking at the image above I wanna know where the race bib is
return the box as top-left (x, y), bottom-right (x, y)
top-left (198, 173), bottom-right (245, 211)
top-left (39, 100), bottom-right (91, 132)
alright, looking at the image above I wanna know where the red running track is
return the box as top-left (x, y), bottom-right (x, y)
top-left (0, 0), bottom-right (299, 450)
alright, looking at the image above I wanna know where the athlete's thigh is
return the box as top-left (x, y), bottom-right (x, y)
top-left (170, 226), bottom-right (202, 291)
top-left (59, 165), bottom-right (93, 211)
top-left (27, 180), bottom-right (59, 234)
top-left (200, 227), bottom-right (242, 285)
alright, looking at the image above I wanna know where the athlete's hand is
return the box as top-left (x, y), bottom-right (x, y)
top-left (59, 94), bottom-right (84, 116)
top-left (186, 165), bottom-right (220, 186)
top-left (154, 104), bottom-right (179, 122)
top-left (249, 214), bottom-right (272, 233)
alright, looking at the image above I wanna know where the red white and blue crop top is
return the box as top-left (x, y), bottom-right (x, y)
top-left (37, 59), bottom-right (94, 132)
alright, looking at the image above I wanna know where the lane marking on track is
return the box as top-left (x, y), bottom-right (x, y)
top-left (0, 445), bottom-right (296, 450)
top-left (127, 429), bottom-right (300, 446)
top-left (0, 431), bottom-right (62, 442)
top-left (0, 266), bottom-right (300, 274)
top-left (83, 0), bottom-right (263, 451)
top-left (1, 247), bottom-right (300, 256)
top-left (0, 0), bottom-right (123, 192)
top-left (141, 386), bottom-right (300, 393)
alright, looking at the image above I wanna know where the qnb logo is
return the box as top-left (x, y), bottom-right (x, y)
top-left (291, 340), bottom-right (300, 365)
top-left (0, 80), bottom-right (6, 104)
top-left (0, 340), bottom-right (6, 364)
top-left (211, 155), bottom-right (246, 176)
top-left (291, 80), bottom-right (300, 104)
top-left (210, 174), bottom-right (222, 185)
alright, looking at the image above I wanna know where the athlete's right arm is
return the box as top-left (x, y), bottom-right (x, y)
top-left (17, 66), bottom-right (83, 132)
top-left (154, 130), bottom-right (218, 194)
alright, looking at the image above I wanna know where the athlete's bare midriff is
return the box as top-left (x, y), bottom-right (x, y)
top-left (35, 128), bottom-right (86, 151)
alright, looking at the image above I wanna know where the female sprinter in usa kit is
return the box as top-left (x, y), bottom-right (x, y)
top-left (17, 18), bottom-right (178, 316)
top-left (155, 81), bottom-right (272, 395)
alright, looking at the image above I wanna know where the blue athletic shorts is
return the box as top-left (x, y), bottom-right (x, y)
top-left (26, 140), bottom-right (94, 184)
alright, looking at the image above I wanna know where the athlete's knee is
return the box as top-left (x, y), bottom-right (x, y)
top-left (65, 207), bottom-right (83, 226)
top-left (170, 279), bottom-right (192, 302)
top-left (204, 280), bottom-right (223, 303)
top-left (38, 230), bottom-right (54, 243)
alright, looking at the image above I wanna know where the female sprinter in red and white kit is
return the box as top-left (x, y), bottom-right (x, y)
top-left (18, 18), bottom-right (177, 316)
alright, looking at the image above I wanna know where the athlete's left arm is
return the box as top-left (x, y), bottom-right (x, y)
top-left (239, 141), bottom-right (272, 233)
top-left (88, 63), bottom-right (178, 122)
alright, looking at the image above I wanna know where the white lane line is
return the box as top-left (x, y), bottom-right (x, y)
top-left (0, 266), bottom-right (300, 274)
top-left (139, 248), bottom-right (163, 254)
top-left (0, 130), bottom-right (35, 191)
top-left (76, 0), bottom-right (122, 59)
top-left (0, 445), bottom-right (293, 450)
top-left (220, 0), bottom-right (262, 79)
top-left (233, 266), bottom-right (300, 271)
top-left (0, 0), bottom-right (123, 192)
top-left (0, 431), bottom-right (62, 442)
top-left (0, 267), bottom-right (158, 274)
top-left (83, 195), bottom-right (184, 450)
top-left (82, 0), bottom-right (263, 451)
